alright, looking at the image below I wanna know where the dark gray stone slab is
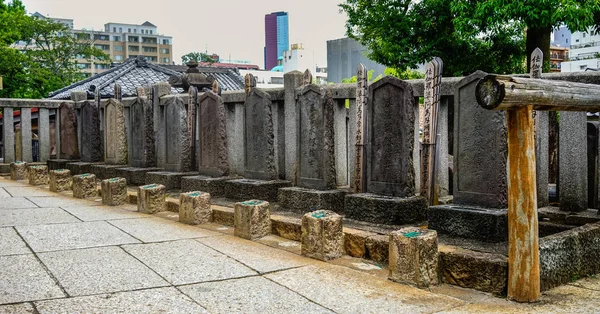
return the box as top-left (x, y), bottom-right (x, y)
top-left (129, 97), bottom-right (156, 168)
top-left (453, 71), bottom-right (507, 208)
top-left (47, 159), bottom-right (74, 171)
top-left (587, 122), bottom-right (599, 209)
top-left (145, 171), bottom-right (199, 190)
top-left (559, 112), bottom-right (588, 212)
top-left (244, 89), bottom-right (277, 180)
top-left (65, 162), bottom-right (99, 176)
top-left (113, 167), bottom-right (163, 186)
top-left (537, 111), bottom-right (550, 208)
top-left (198, 92), bottom-right (229, 177)
top-left (366, 77), bottom-right (416, 197)
top-left (59, 103), bottom-right (79, 160)
top-left (181, 175), bottom-right (241, 196)
top-left (89, 164), bottom-right (129, 180)
top-left (429, 205), bottom-right (508, 243)
top-left (158, 96), bottom-right (192, 172)
top-left (296, 85), bottom-right (337, 190)
top-left (278, 187), bottom-right (346, 214)
top-left (104, 99), bottom-right (127, 165)
top-left (224, 179), bottom-right (291, 202)
top-left (344, 193), bottom-right (427, 225)
top-left (80, 101), bottom-right (102, 162)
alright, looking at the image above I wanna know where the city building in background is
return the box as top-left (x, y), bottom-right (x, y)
top-left (550, 46), bottom-right (569, 72)
top-left (561, 27), bottom-right (600, 72)
top-left (264, 11), bottom-right (289, 71)
top-left (326, 37), bottom-right (387, 83)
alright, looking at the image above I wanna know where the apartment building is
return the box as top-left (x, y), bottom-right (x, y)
top-left (561, 27), bottom-right (600, 72)
top-left (75, 21), bottom-right (173, 77)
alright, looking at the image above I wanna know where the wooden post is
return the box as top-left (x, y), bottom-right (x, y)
top-left (354, 64), bottom-right (367, 193)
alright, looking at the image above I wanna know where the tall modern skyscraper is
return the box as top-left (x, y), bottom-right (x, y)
top-left (264, 11), bottom-right (289, 70)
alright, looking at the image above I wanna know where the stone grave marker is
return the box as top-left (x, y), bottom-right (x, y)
top-left (104, 96), bottom-right (127, 164)
top-left (244, 88), bottom-right (276, 180)
top-left (59, 103), bottom-right (79, 160)
top-left (197, 90), bottom-right (229, 177)
top-left (129, 95), bottom-right (155, 168)
top-left (587, 121), bottom-right (599, 209)
top-left (160, 96), bottom-right (192, 172)
top-left (80, 101), bottom-right (102, 162)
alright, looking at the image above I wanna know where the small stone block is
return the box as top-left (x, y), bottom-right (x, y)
top-left (10, 162), bottom-right (28, 180)
top-left (28, 165), bottom-right (49, 185)
top-left (389, 227), bottom-right (439, 288)
top-left (179, 191), bottom-right (212, 225)
top-left (49, 169), bottom-right (72, 192)
top-left (278, 187), bottom-right (347, 214)
top-left (72, 174), bottom-right (98, 199)
top-left (301, 210), bottom-right (344, 261)
top-left (137, 184), bottom-right (166, 214)
top-left (234, 200), bottom-right (271, 240)
top-left (345, 193), bottom-right (427, 225)
top-left (101, 177), bottom-right (128, 206)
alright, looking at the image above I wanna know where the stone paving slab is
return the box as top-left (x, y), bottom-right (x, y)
top-left (4, 186), bottom-right (55, 197)
top-left (34, 287), bottom-right (207, 313)
top-left (197, 235), bottom-right (312, 274)
top-left (265, 264), bottom-right (466, 314)
top-left (0, 180), bottom-right (28, 187)
top-left (0, 303), bottom-right (35, 313)
top-left (122, 239), bottom-right (256, 285)
top-left (26, 195), bottom-right (100, 208)
top-left (60, 205), bottom-right (147, 222)
top-left (0, 254), bottom-right (65, 305)
top-left (180, 276), bottom-right (334, 314)
top-left (0, 188), bottom-right (11, 198)
top-left (0, 208), bottom-right (80, 227)
top-left (109, 217), bottom-right (221, 243)
top-left (38, 246), bottom-right (169, 297)
top-left (16, 221), bottom-right (140, 252)
top-left (568, 276), bottom-right (600, 291)
top-left (0, 197), bottom-right (38, 210)
top-left (0, 228), bottom-right (30, 256)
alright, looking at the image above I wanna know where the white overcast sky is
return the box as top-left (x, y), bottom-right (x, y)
top-left (21, 0), bottom-right (349, 68)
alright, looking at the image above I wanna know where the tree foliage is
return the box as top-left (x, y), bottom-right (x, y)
top-left (181, 52), bottom-right (216, 64)
top-left (0, 0), bottom-right (109, 99)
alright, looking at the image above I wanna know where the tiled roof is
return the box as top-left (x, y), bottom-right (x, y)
top-left (47, 56), bottom-right (244, 100)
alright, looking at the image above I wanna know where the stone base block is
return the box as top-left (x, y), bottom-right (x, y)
top-left (10, 162), bottom-right (28, 180)
top-left (72, 174), bottom-right (97, 199)
top-left (113, 167), bottom-right (163, 186)
top-left (179, 191), bottom-right (212, 225)
top-left (225, 179), bottom-right (292, 202)
top-left (65, 162), bottom-right (99, 176)
top-left (47, 159), bottom-right (74, 171)
top-left (344, 193), bottom-right (427, 225)
top-left (389, 227), bottom-right (439, 288)
top-left (278, 187), bottom-right (347, 214)
top-left (145, 171), bottom-right (199, 190)
top-left (101, 177), bottom-right (127, 206)
top-left (301, 210), bottom-right (344, 261)
top-left (181, 175), bottom-right (241, 196)
top-left (429, 205), bottom-right (508, 242)
top-left (90, 164), bottom-right (128, 180)
top-left (234, 200), bottom-right (271, 240)
top-left (49, 169), bottom-right (72, 192)
top-left (138, 184), bottom-right (166, 214)
top-left (28, 165), bottom-right (48, 186)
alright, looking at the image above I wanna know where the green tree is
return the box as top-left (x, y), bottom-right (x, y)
top-left (181, 52), bottom-right (216, 64)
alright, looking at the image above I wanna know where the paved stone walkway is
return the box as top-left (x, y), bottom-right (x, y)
top-left (1, 178), bottom-right (600, 313)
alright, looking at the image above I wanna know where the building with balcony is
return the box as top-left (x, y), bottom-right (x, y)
top-left (550, 46), bottom-right (569, 72)
top-left (561, 27), bottom-right (600, 72)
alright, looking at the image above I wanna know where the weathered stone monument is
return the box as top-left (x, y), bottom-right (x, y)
top-left (389, 227), bottom-right (439, 288)
top-left (137, 184), bottom-right (166, 214)
top-left (301, 210), bottom-right (344, 261)
top-left (345, 76), bottom-right (427, 225)
top-left (104, 85), bottom-right (127, 165)
top-left (279, 71), bottom-right (346, 213)
top-left (234, 200), bottom-right (271, 240)
top-left (559, 111), bottom-right (587, 212)
top-left (587, 121), bottom-right (599, 209)
top-left (179, 191), bottom-right (212, 225)
top-left (80, 101), bottom-right (102, 162)
top-left (72, 174), bottom-right (97, 199)
top-left (58, 102), bottom-right (79, 160)
top-left (101, 177), bottom-right (127, 206)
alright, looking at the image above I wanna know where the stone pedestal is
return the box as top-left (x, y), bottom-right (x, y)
top-left (90, 164), bottom-right (128, 180)
top-left (65, 162), bottom-right (97, 176)
top-left (101, 177), bottom-right (127, 206)
top-left (47, 159), bottom-right (73, 171)
top-left (225, 179), bottom-right (292, 202)
top-left (28, 165), bottom-right (48, 186)
top-left (301, 210), bottom-right (344, 261)
top-left (179, 191), bottom-right (212, 225)
top-left (278, 187), bottom-right (347, 214)
top-left (389, 227), bottom-right (439, 288)
top-left (10, 162), bottom-right (27, 180)
top-left (137, 184), bottom-right (166, 214)
top-left (344, 193), bottom-right (427, 225)
top-left (181, 175), bottom-right (241, 197)
top-left (145, 171), bottom-right (199, 190)
top-left (234, 200), bottom-right (271, 240)
top-left (113, 167), bottom-right (163, 186)
top-left (49, 169), bottom-right (72, 192)
top-left (72, 174), bottom-right (97, 199)
top-left (428, 205), bottom-right (508, 242)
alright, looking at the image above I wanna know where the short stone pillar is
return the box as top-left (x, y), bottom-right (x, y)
top-left (389, 227), bottom-right (439, 288)
top-left (101, 177), bottom-right (127, 206)
top-left (301, 210), bottom-right (344, 261)
top-left (179, 191), bottom-right (212, 225)
top-left (137, 184), bottom-right (166, 214)
top-left (234, 200), bottom-right (271, 240)
top-left (10, 162), bottom-right (28, 180)
top-left (49, 169), bottom-right (72, 192)
top-left (72, 174), bottom-right (97, 199)
top-left (28, 165), bottom-right (48, 186)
